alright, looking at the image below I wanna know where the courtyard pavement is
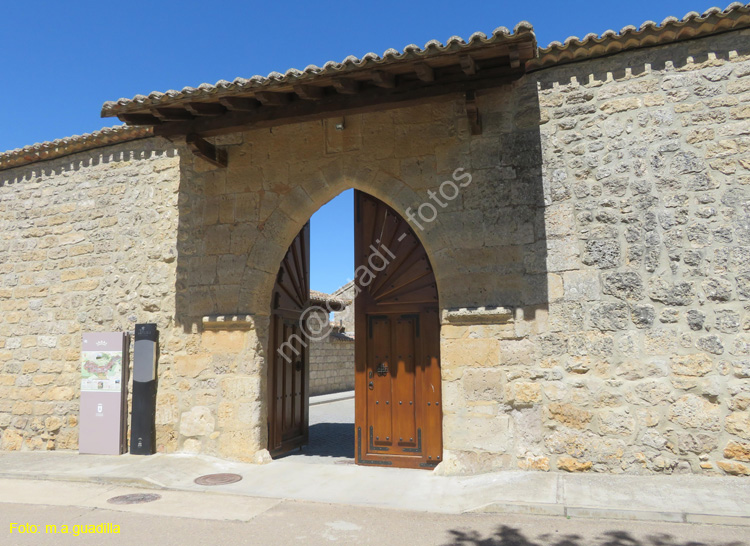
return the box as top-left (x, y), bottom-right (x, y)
top-left (0, 393), bottom-right (748, 526)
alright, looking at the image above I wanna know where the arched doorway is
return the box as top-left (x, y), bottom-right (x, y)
top-left (267, 190), bottom-right (442, 469)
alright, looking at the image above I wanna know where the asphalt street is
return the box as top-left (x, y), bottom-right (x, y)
top-left (1, 496), bottom-right (748, 546)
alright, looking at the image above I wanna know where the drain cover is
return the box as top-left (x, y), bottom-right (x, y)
top-left (194, 473), bottom-right (243, 486)
top-left (107, 493), bottom-right (161, 505)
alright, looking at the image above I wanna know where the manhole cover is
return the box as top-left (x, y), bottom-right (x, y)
top-left (194, 473), bottom-right (243, 486)
top-left (107, 493), bottom-right (161, 505)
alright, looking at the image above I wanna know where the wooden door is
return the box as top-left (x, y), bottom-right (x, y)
top-left (354, 191), bottom-right (442, 469)
top-left (268, 223), bottom-right (310, 457)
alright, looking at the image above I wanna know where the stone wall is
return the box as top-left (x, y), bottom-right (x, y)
top-left (0, 139), bottom-right (182, 453)
top-left (1, 27), bottom-right (748, 477)
top-left (309, 331), bottom-right (354, 396)
top-left (439, 29), bottom-right (750, 476)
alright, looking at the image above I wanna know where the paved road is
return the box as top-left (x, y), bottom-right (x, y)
top-left (281, 396), bottom-right (355, 462)
top-left (1, 496), bottom-right (748, 546)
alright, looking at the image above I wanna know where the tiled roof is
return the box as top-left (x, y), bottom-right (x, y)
top-left (528, 2), bottom-right (750, 70)
top-left (310, 290), bottom-right (351, 310)
top-left (0, 125), bottom-right (152, 172)
top-left (100, 22), bottom-right (535, 119)
top-left (4, 2), bottom-right (749, 171)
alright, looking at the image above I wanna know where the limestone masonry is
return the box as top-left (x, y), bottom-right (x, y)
top-left (1, 12), bottom-right (749, 476)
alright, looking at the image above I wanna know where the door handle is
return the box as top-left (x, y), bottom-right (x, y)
top-left (369, 381), bottom-right (374, 390)
top-left (295, 360), bottom-right (303, 371)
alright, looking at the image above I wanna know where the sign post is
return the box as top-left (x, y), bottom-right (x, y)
top-left (79, 332), bottom-right (129, 455)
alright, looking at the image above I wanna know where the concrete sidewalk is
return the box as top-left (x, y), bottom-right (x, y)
top-left (0, 449), bottom-right (748, 526)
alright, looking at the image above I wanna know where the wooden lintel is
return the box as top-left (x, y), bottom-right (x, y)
top-left (151, 68), bottom-right (517, 139)
top-left (150, 107), bottom-right (194, 122)
top-left (118, 113), bottom-right (161, 125)
top-left (218, 97), bottom-right (259, 112)
top-left (293, 84), bottom-right (324, 100)
top-left (185, 134), bottom-right (227, 168)
top-left (465, 90), bottom-right (481, 136)
top-left (255, 92), bottom-right (291, 106)
top-left (413, 62), bottom-right (435, 82)
top-left (332, 78), bottom-right (359, 95)
top-left (460, 55), bottom-right (477, 76)
top-left (371, 70), bottom-right (395, 88)
top-left (185, 102), bottom-right (226, 116)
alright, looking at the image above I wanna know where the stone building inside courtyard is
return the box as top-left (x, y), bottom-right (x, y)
top-left (1, 3), bottom-right (750, 475)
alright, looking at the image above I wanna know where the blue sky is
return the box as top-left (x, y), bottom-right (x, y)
top-left (2, 0), bottom-right (711, 292)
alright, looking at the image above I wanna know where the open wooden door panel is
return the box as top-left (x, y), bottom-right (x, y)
top-left (354, 191), bottom-right (442, 469)
top-left (268, 223), bottom-right (310, 457)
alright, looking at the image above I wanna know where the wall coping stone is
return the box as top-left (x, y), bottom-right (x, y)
top-left (442, 306), bottom-right (514, 325)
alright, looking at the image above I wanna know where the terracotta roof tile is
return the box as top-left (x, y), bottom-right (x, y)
top-left (529, 2), bottom-right (750, 70)
top-left (0, 125), bottom-right (152, 172)
top-left (100, 22), bottom-right (535, 117)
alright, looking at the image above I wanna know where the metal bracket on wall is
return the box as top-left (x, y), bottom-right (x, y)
top-left (465, 90), bottom-right (482, 136)
top-left (186, 133), bottom-right (227, 168)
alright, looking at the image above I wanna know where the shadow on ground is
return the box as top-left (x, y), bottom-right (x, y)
top-left (443, 526), bottom-right (746, 546)
top-left (295, 423), bottom-right (355, 459)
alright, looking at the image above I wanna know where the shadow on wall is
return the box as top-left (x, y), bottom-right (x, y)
top-left (453, 75), bottom-right (549, 314)
top-left (442, 525), bottom-right (746, 546)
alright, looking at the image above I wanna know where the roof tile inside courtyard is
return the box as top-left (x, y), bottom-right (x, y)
top-left (1, 2), bottom-right (748, 171)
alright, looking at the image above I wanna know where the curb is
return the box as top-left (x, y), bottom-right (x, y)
top-left (471, 502), bottom-right (750, 526)
top-left (309, 391), bottom-right (354, 406)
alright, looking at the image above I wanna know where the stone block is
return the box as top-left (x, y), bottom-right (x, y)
top-left (724, 441), bottom-right (750, 461)
top-left (546, 403), bottom-right (593, 429)
top-left (201, 331), bottom-right (247, 353)
top-left (174, 355), bottom-right (211, 379)
top-left (443, 413), bottom-right (510, 453)
top-left (179, 406), bottom-right (215, 438)
top-left (668, 394), bottom-right (721, 431)
top-left (505, 382), bottom-right (542, 407)
top-left (557, 456), bottom-right (592, 472)
top-left (670, 353), bottom-right (714, 377)
top-left (726, 412), bottom-right (750, 439)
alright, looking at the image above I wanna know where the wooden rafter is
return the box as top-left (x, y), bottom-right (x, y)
top-left (293, 84), bottom-right (324, 100)
top-left (185, 134), bottom-right (227, 168)
top-left (332, 78), bottom-right (359, 95)
top-left (185, 103), bottom-right (226, 116)
top-left (150, 108), bottom-right (194, 121)
top-left (152, 68), bottom-right (517, 138)
top-left (413, 62), bottom-right (435, 82)
top-left (255, 92), bottom-right (291, 106)
top-left (371, 70), bottom-right (395, 88)
top-left (218, 97), bottom-right (259, 112)
top-left (459, 54), bottom-right (477, 75)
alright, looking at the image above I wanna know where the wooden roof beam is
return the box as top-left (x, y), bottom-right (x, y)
top-left (218, 97), bottom-right (259, 112)
top-left (413, 62), bottom-right (435, 82)
top-left (186, 134), bottom-right (227, 168)
top-left (185, 102), bottom-right (226, 116)
top-left (460, 55), bottom-right (477, 75)
top-left (371, 70), bottom-right (395, 88)
top-left (332, 78), bottom-right (360, 95)
top-left (509, 46), bottom-right (521, 69)
top-left (293, 84), bottom-right (324, 100)
top-left (117, 113), bottom-right (161, 125)
top-left (255, 92), bottom-right (291, 106)
top-left (150, 107), bottom-right (194, 121)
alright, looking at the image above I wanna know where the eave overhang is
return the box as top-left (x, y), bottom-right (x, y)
top-left (100, 23), bottom-right (537, 139)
